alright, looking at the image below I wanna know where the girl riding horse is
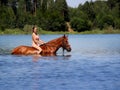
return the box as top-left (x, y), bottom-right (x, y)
top-left (11, 35), bottom-right (71, 56)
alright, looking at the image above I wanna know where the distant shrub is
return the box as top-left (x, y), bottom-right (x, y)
top-left (23, 25), bottom-right (33, 34)
top-left (71, 17), bottom-right (91, 32)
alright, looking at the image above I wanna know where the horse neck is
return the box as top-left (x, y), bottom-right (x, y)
top-left (47, 37), bottom-right (63, 52)
top-left (55, 38), bottom-right (63, 49)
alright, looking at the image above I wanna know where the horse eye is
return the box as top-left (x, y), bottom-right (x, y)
top-left (65, 41), bottom-right (68, 44)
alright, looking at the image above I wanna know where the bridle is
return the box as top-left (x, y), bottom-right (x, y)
top-left (62, 38), bottom-right (67, 56)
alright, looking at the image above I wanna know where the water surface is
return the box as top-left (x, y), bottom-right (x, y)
top-left (0, 34), bottom-right (120, 90)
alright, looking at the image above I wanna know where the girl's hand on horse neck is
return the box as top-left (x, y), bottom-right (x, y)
top-left (38, 40), bottom-right (45, 44)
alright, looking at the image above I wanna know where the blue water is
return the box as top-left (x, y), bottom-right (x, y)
top-left (0, 34), bottom-right (120, 90)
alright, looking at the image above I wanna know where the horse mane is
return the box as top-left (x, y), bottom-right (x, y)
top-left (41, 35), bottom-right (64, 47)
top-left (47, 36), bottom-right (64, 44)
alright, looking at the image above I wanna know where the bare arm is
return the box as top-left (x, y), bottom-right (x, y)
top-left (39, 39), bottom-right (45, 44)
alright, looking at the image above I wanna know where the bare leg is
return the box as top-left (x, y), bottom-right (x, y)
top-left (33, 44), bottom-right (42, 55)
top-left (37, 47), bottom-right (42, 54)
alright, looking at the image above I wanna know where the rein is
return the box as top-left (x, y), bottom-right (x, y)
top-left (62, 38), bottom-right (65, 56)
top-left (41, 43), bottom-right (56, 47)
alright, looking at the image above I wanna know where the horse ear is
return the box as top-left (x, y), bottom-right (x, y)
top-left (63, 34), bottom-right (66, 38)
top-left (66, 34), bottom-right (68, 37)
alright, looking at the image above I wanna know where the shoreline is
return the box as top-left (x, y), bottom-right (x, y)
top-left (0, 29), bottom-right (120, 35)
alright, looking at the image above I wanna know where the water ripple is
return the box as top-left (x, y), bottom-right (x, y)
top-left (0, 35), bottom-right (120, 90)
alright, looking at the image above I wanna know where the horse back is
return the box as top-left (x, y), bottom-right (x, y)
top-left (11, 45), bottom-right (37, 55)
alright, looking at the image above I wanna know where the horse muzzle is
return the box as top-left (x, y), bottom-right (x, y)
top-left (67, 47), bottom-right (71, 52)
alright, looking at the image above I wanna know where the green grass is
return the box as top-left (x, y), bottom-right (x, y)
top-left (0, 28), bottom-right (77, 35)
top-left (0, 28), bottom-right (24, 35)
top-left (80, 29), bottom-right (120, 34)
top-left (0, 28), bottom-right (120, 35)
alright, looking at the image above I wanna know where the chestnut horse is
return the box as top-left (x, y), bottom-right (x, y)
top-left (11, 35), bottom-right (71, 56)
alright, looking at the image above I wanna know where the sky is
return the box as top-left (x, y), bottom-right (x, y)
top-left (66, 0), bottom-right (96, 7)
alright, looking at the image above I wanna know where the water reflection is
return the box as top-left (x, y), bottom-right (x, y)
top-left (32, 55), bottom-right (72, 62)
top-left (32, 55), bottom-right (41, 62)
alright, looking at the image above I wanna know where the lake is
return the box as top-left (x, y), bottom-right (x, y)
top-left (0, 34), bottom-right (120, 90)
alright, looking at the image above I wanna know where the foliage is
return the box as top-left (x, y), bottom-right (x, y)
top-left (71, 17), bottom-right (91, 32)
top-left (0, 0), bottom-right (120, 33)
top-left (0, 6), bottom-right (15, 30)
top-left (23, 24), bottom-right (33, 34)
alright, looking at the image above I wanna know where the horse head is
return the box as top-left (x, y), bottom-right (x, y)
top-left (62, 34), bottom-right (71, 52)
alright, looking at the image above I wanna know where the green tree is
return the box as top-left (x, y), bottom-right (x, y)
top-left (107, 0), bottom-right (117, 10)
top-left (55, 0), bottom-right (70, 21)
top-left (15, 0), bottom-right (26, 28)
top-left (71, 17), bottom-right (90, 32)
top-left (98, 15), bottom-right (114, 29)
top-left (93, 1), bottom-right (109, 29)
top-left (25, 0), bottom-right (32, 12)
top-left (41, 0), bottom-right (47, 13)
top-left (81, 1), bottom-right (95, 22)
top-left (0, 0), bottom-right (8, 6)
top-left (0, 6), bottom-right (15, 30)
top-left (0, 0), bottom-right (120, 32)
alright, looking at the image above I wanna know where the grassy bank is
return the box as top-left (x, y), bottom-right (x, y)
top-left (80, 29), bottom-right (120, 34)
top-left (0, 28), bottom-right (120, 35)
top-left (0, 28), bottom-right (74, 35)
top-left (0, 28), bottom-right (24, 35)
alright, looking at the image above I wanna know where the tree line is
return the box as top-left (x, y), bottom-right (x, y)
top-left (0, 0), bottom-right (120, 32)
top-left (70, 0), bottom-right (120, 32)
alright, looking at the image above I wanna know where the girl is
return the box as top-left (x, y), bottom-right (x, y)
top-left (32, 26), bottom-right (45, 54)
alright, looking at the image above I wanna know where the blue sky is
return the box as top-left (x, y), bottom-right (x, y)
top-left (66, 0), bottom-right (96, 7)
